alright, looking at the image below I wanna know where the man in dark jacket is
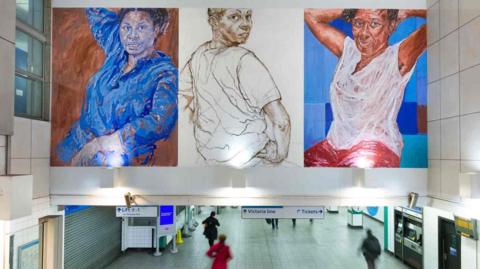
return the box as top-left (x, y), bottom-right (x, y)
top-left (360, 229), bottom-right (381, 269)
top-left (203, 211), bottom-right (220, 247)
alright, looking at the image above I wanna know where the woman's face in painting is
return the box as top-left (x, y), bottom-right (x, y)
top-left (351, 9), bottom-right (395, 58)
top-left (119, 11), bottom-right (159, 57)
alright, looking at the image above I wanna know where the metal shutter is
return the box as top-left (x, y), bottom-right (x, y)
top-left (64, 207), bottom-right (121, 269)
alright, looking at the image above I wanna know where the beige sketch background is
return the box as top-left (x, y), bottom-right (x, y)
top-left (178, 8), bottom-right (304, 167)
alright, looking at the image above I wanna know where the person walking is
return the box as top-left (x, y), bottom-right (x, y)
top-left (203, 211), bottom-right (220, 247)
top-left (271, 218), bottom-right (279, 229)
top-left (206, 234), bottom-right (233, 269)
top-left (292, 218), bottom-right (296, 227)
top-left (359, 229), bottom-right (382, 269)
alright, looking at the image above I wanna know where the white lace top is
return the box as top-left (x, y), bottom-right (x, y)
top-left (326, 37), bottom-right (415, 157)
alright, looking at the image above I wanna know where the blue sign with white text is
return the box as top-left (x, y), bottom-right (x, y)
top-left (159, 205), bottom-right (174, 225)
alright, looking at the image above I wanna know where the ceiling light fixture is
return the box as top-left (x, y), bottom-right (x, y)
top-left (124, 192), bottom-right (136, 208)
top-left (407, 192), bottom-right (419, 208)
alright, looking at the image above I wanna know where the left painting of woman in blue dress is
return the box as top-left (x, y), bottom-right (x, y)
top-left (51, 8), bottom-right (178, 166)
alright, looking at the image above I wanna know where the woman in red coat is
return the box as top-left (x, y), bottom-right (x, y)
top-left (206, 234), bottom-right (233, 269)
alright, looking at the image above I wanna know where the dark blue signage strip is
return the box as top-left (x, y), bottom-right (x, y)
top-left (65, 206), bottom-right (91, 216)
top-left (241, 206), bottom-right (284, 209)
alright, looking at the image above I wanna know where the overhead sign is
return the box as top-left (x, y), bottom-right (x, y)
top-left (455, 216), bottom-right (478, 240)
top-left (241, 206), bottom-right (325, 219)
top-left (158, 205), bottom-right (176, 237)
top-left (116, 206), bottom-right (157, 217)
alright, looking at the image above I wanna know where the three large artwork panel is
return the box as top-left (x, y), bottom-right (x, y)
top-left (50, 7), bottom-right (427, 168)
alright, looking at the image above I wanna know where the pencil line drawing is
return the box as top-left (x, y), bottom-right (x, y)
top-left (180, 8), bottom-right (291, 168)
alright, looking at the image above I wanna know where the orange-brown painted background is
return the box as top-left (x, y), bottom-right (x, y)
top-left (51, 8), bottom-right (178, 166)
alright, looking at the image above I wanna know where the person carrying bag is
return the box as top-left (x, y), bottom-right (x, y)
top-left (202, 211), bottom-right (220, 247)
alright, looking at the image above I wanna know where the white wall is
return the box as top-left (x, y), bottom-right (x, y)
top-left (427, 0), bottom-right (480, 201)
top-left (427, 0), bottom-right (480, 267)
top-left (0, 0), bottom-right (15, 136)
top-left (0, 175), bottom-right (33, 220)
top-left (462, 236), bottom-right (477, 269)
top-left (0, 0), bottom-right (51, 196)
top-left (0, 136), bottom-right (6, 175)
top-left (388, 206), bottom-right (395, 252)
top-left (50, 166), bottom-right (427, 206)
top-left (9, 117), bottom-right (51, 199)
top-left (0, 0), bottom-right (15, 173)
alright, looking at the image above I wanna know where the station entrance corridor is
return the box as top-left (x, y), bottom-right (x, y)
top-left (106, 207), bottom-right (408, 269)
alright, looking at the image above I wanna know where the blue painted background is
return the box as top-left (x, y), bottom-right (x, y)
top-left (304, 15), bottom-right (427, 168)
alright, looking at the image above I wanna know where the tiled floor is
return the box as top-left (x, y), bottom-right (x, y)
top-left (105, 207), bottom-right (408, 269)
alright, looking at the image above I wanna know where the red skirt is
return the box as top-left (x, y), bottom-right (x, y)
top-left (304, 140), bottom-right (400, 168)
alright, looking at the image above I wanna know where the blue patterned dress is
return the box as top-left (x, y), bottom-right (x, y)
top-left (57, 8), bottom-right (177, 166)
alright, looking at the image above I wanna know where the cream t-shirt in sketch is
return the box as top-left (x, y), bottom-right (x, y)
top-left (180, 42), bottom-right (281, 167)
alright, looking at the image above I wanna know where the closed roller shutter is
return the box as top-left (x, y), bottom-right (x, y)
top-left (64, 207), bottom-right (121, 269)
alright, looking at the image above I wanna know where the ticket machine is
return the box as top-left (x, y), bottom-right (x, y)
top-left (394, 207), bottom-right (423, 269)
top-left (394, 209), bottom-right (403, 259)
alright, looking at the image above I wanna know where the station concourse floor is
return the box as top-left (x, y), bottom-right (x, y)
top-left (105, 207), bottom-right (408, 269)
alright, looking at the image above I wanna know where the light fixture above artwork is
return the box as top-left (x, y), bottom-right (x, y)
top-left (124, 192), bottom-right (136, 208)
top-left (407, 192), bottom-right (419, 208)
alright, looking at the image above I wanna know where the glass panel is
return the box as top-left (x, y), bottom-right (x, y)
top-left (15, 30), bottom-right (43, 77)
top-left (14, 75), bottom-right (43, 118)
top-left (16, 0), bottom-right (44, 32)
top-left (9, 225), bottom-right (40, 269)
top-left (132, 217), bottom-right (157, 226)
